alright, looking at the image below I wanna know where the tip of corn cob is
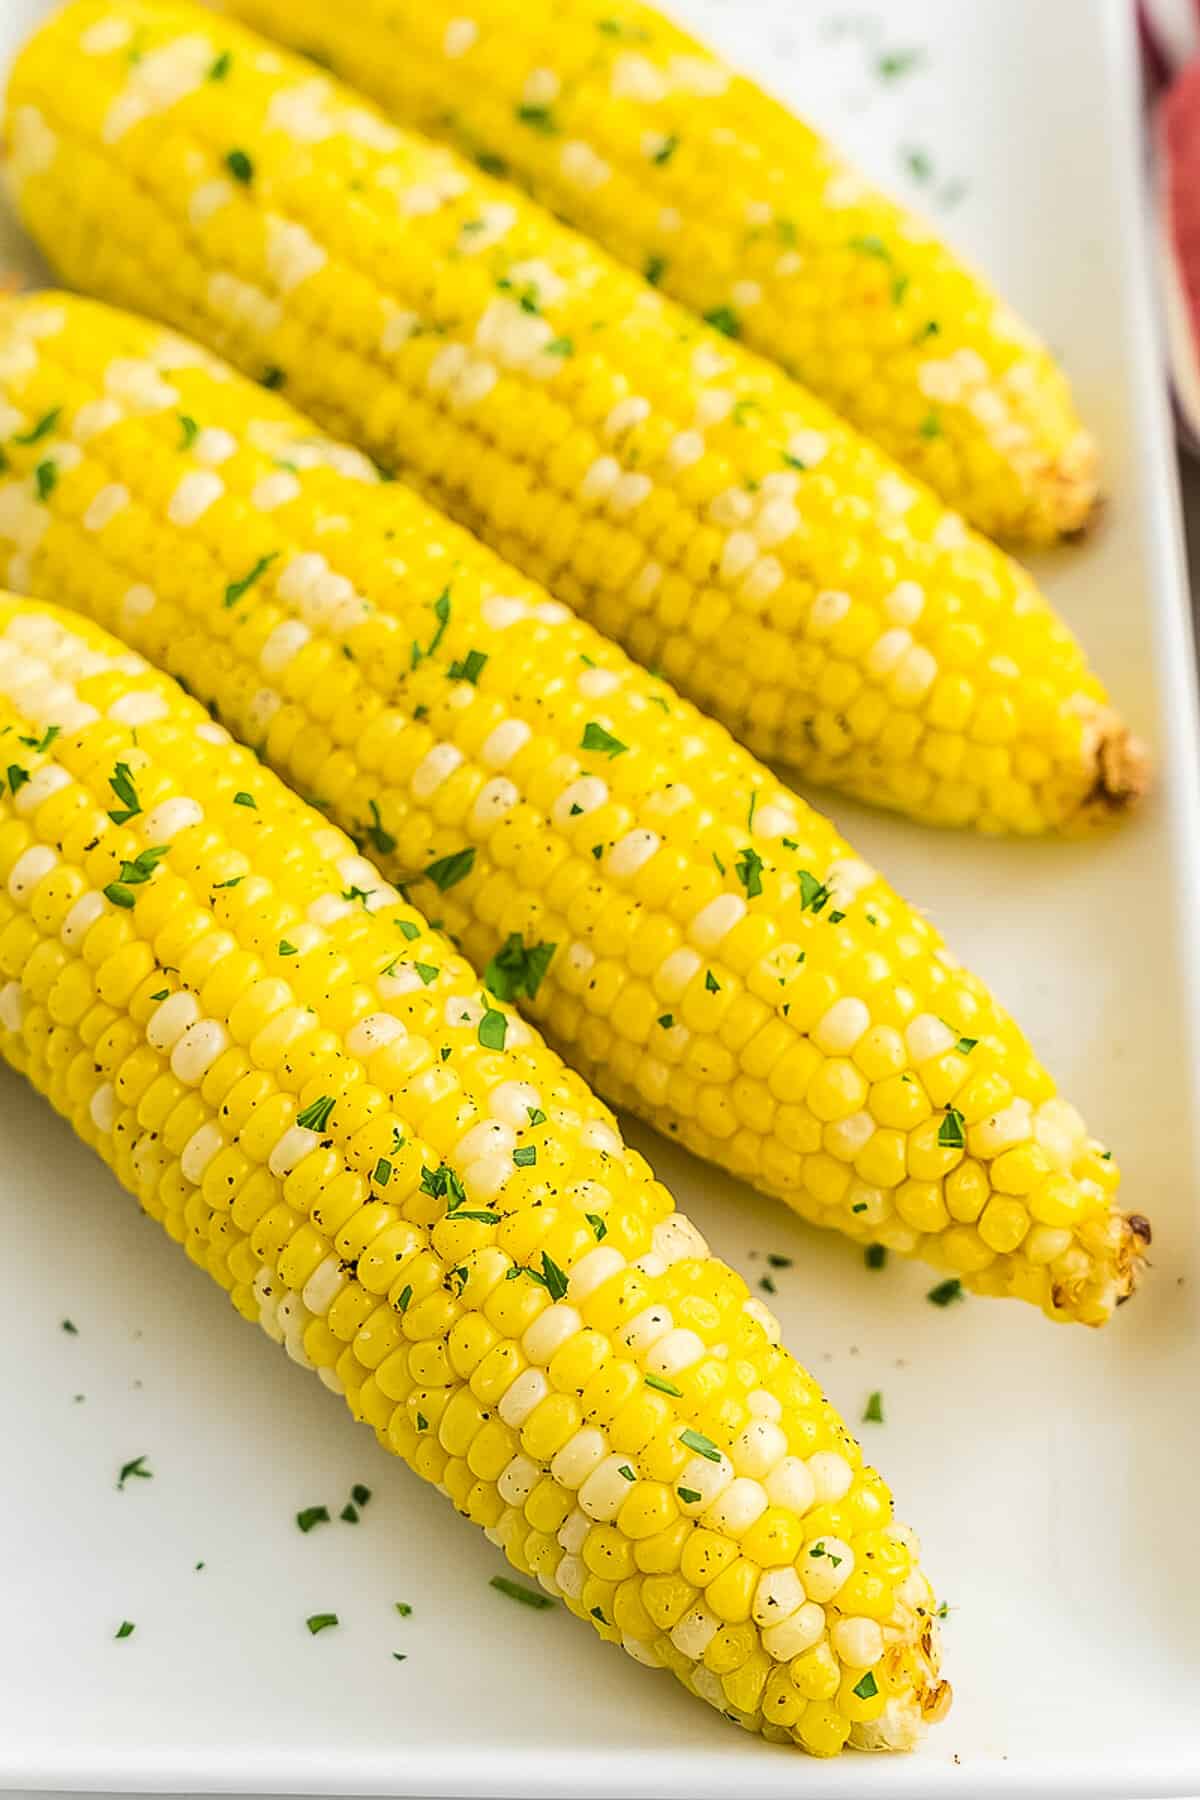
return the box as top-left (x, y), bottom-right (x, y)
top-left (1080, 709), bottom-right (1151, 826)
top-left (1040, 428), bottom-right (1102, 545)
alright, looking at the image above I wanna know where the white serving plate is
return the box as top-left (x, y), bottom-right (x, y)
top-left (1, 0), bottom-right (1198, 1794)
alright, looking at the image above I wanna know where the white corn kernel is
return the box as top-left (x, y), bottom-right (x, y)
top-left (497, 1454), bottom-right (539, 1506)
top-left (762, 1601), bottom-right (826, 1661)
top-left (497, 1366), bottom-right (548, 1428)
top-left (731, 1419), bottom-right (788, 1479)
top-left (180, 1121), bottom-right (223, 1184)
top-left (556, 1507), bottom-right (591, 1555)
top-left (170, 1018), bottom-right (229, 1085)
top-left (522, 1303), bottom-right (583, 1365)
top-left (550, 1427), bottom-right (607, 1490)
top-left (7, 844), bottom-right (55, 900)
top-left (801, 1538), bottom-right (855, 1602)
top-left (807, 1451), bottom-right (854, 1505)
top-left (567, 1245), bottom-right (625, 1301)
top-left (670, 1602), bottom-right (720, 1660)
top-left (814, 996), bottom-right (871, 1056)
top-left (579, 1454), bottom-right (638, 1522)
top-left (752, 1566), bottom-right (805, 1627)
top-left (146, 990), bottom-right (199, 1052)
top-left (763, 1454), bottom-right (816, 1516)
top-left (832, 1616), bottom-right (885, 1668)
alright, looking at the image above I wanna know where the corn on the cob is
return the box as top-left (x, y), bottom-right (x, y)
top-left (0, 593), bottom-right (949, 1754)
top-left (5, 0), bottom-right (1144, 835)
top-left (216, 0), bottom-right (1098, 545)
top-left (0, 289), bottom-right (1149, 1325)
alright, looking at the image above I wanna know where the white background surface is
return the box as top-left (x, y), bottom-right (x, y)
top-left (2, 0), bottom-right (1200, 1796)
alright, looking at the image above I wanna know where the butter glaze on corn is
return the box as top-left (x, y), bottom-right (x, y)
top-left (0, 291), bottom-right (1149, 1324)
top-left (0, 594), bottom-right (949, 1755)
top-left (4, 0), bottom-right (1143, 834)
top-left (218, 0), bottom-right (1099, 544)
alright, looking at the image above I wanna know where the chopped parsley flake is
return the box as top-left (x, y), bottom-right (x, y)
top-left (876, 46), bottom-right (925, 80)
top-left (447, 647), bottom-right (488, 684)
top-left (937, 1107), bottom-right (966, 1149)
top-left (657, 1013), bottom-right (674, 1030)
top-left (863, 1390), bottom-right (885, 1424)
top-left (396, 1284), bottom-right (413, 1313)
top-left (19, 723), bottom-right (60, 753)
top-left (117, 1455), bottom-right (152, 1489)
top-left (483, 934), bottom-right (557, 1002)
top-left (340, 1503), bottom-right (359, 1524)
top-left (61, 1318), bottom-right (78, 1334)
top-left (955, 1036), bottom-right (978, 1054)
top-left (411, 587), bottom-right (451, 667)
top-left (278, 940), bottom-right (297, 957)
top-left (853, 1669), bottom-right (879, 1699)
top-left (617, 1464), bottom-right (635, 1481)
top-left (305, 1612), bottom-right (338, 1635)
top-left (14, 406), bottom-right (61, 445)
top-left (528, 1253), bottom-right (569, 1302)
top-left (580, 721), bottom-right (627, 758)
top-left (490, 1574), bottom-right (554, 1608)
top-left (527, 1106), bottom-right (546, 1126)
top-left (927, 1277), bottom-right (965, 1308)
top-left (865, 1244), bottom-right (888, 1270)
top-left (352, 1484), bottom-right (370, 1506)
top-left (704, 970), bottom-right (720, 992)
top-left (478, 1007), bottom-right (508, 1051)
top-left (585, 1212), bottom-right (607, 1241)
top-left (394, 1601), bottom-right (412, 1617)
top-left (177, 413), bottom-right (200, 451)
top-left (413, 962), bottom-right (439, 985)
top-left (296, 1095), bottom-right (335, 1131)
top-left (34, 459), bottom-right (57, 501)
top-left (420, 1163), bottom-right (467, 1209)
top-left (225, 148), bottom-right (254, 183)
top-left (224, 551), bottom-right (277, 608)
top-left (677, 1486), bottom-right (702, 1504)
top-left (373, 1157), bottom-right (392, 1187)
top-left (797, 870), bottom-right (832, 913)
top-left (644, 253), bottom-right (667, 286)
top-left (515, 104), bottom-right (558, 133)
top-left (114, 1620), bottom-right (135, 1640)
top-left (232, 791), bottom-right (256, 808)
top-left (735, 845), bottom-right (764, 899)
top-left (424, 846), bottom-right (475, 891)
top-left (512, 1145), bottom-right (537, 1167)
top-left (296, 1505), bottom-right (330, 1533)
top-left (107, 761), bottom-right (141, 823)
top-left (703, 305), bottom-right (740, 338)
top-left (651, 132), bottom-right (679, 165)
top-left (208, 49), bottom-right (232, 79)
top-left (919, 410), bottom-right (943, 439)
top-left (680, 1428), bottom-right (721, 1462)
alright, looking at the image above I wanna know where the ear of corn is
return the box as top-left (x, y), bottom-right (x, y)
top-left (0, 289), bottom-right (1149, 1325)
top-left (4, 0), bottom-right (1144, 835)
top-left (215, 0), bottom-right (1098, 546)
top-left (0, 592), bottom-right (950, 1754)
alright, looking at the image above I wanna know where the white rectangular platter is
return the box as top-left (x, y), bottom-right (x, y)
top-left (1, 0), bottom-right (1199, 1793)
